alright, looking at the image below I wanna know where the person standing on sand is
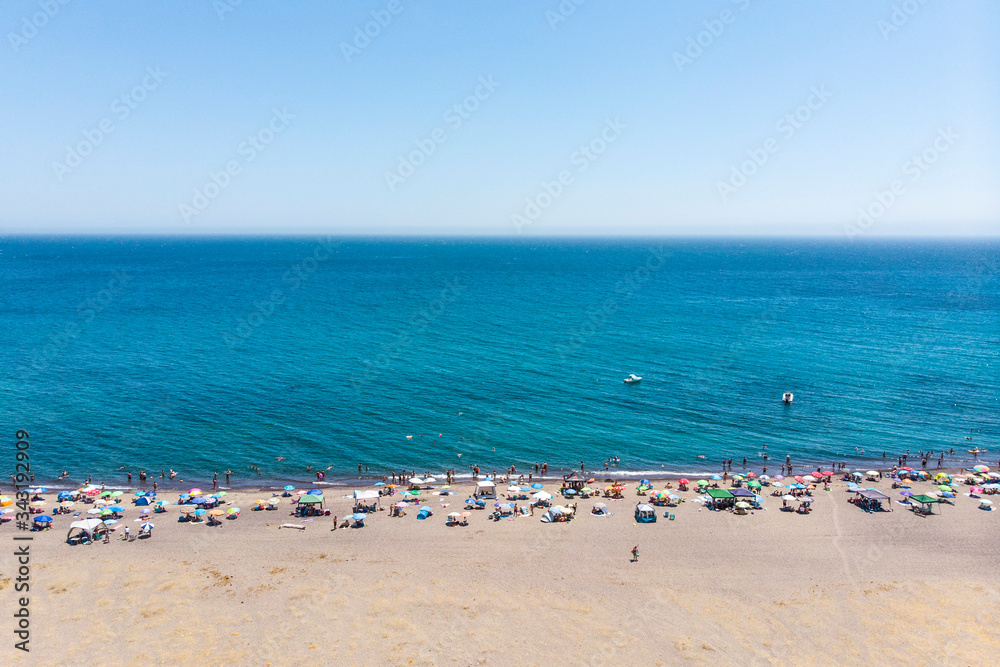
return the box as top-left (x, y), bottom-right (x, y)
top-left (213, 473), bottom-right (218, 489)
top-left (631, 545), bottom-right (639, 562)
top-left (153, 481), bottom-right (157, 493)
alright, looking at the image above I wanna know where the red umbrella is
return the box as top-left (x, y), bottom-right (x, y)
top-left (900, 467), bottom-right (913, 471)
top-left (746, 472), bottom-right (756, 478)
top-left (794, 476), bottom-right (805, 483)
top-left (678, 478), bottom-right (690, 484)
top-left (821, 471), bottom-right (834, 476)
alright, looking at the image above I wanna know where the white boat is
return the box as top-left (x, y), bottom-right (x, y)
top-left (782, 392), bottom-right (794, 403)
top-left (624, 374), bottom-right (642, 384)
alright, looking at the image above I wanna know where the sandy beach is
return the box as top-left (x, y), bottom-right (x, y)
top-left (3, 473), bottom-right (997, 666)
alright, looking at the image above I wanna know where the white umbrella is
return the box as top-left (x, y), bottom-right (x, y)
top-left (532, 491), bottom-right (552, 500)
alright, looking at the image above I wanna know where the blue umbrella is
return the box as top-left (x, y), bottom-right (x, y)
top-left (564, 489), bottom-right (577, 495)
top-left (28, 487), bottom-right (49, 494)
top-left (102, 519), bottom-right (118, 525)
top-left (33, 515), bottom-right (52, 522)
top-left (283, 485), bottom-right (295, 491)
top-left (351, 513), bottom-right (366, 521)
top-left (57, 491), bottom-right (74, 499)
top-left (374, 482), bottom-right (386, 487)
top-left (191, 497), bottom-right (206, 504)
top-left (193, 509), bottom-right (207, 516)
top-left (108, 506), bottom-right (124, 512)
top-left (520, 486), bottom-right (531, 492)
top-left (531, 483), bottom-right (543, 489)
top-left (134, 492), bottom-right (146, 497)
top-left (307, 489), bottom-right (323, 495)
top-left (710, 475), bottom-right (722, 481)
top-left (640, 479), bottom-right (651, 486)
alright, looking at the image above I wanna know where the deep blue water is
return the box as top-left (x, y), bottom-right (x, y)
top-left (2, 238), bottom-right (998, 488)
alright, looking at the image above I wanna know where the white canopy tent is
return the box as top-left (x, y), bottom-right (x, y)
top-left (475, 480), bottom-right (496, 499)
top-left (354, 490), bottom-right (380, 500)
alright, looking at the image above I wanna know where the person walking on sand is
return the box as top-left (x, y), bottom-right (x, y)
top-left (631, 545), bottom-right (639, 563)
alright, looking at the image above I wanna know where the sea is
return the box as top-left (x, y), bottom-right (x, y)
top-left (2, 238), bottom-right (998, 489)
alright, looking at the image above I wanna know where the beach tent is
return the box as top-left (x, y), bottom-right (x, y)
top-left (706, 488), bottom-right (735, 510)
top-left (135, 495), bottom-right (157, 506)
top-left (730, 488), bottom-right (755, 499)
top-left (540, 507), bottom-right (567, 523)
top-left (561, 472), bottom-right (588, 490)
top-left (910, 494), bottom-right (940, 515)
top-left (353, 489), bottom-right (379, 500)
top-left (634, 503), bottom-right (657, 523)
top-left (66, 518), bottom-right (108, 541)
top-left (475, 480), bottom-right (497, 500)
top-left (297, 494), bottom-right (324, 507)
top-left (417, 507), bottom-right (433, 520)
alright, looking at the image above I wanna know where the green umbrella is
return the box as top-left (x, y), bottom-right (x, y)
top-left (407, 490), bottom-right (421, 495)
top-left (748, 481), bottom-right (761, 488)
top-left (696, 480), bottom-right (709, 486)
top-left (110, 491), bottom-right (123, 497)
top-left (936, 484), bottom-right (952, 492)
top-left (215, 491), bottom-right (228, 496)
top-left (99, 491), bottom-right (113, 497)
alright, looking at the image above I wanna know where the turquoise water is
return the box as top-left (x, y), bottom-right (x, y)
top-left (2, 238), bottom-right (997, 488)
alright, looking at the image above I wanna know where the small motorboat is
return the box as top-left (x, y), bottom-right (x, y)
top-left (624, 374), bottom-right (642, 384)
top-left (782, 392), bottom-right (794, 403)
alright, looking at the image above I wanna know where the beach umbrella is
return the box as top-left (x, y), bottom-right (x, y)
top-left (99, 509), bottom-right (113, 516)
top-left (564, 489), bottom-right (577, 495)
top-left (179, 506), bottom-right (195, 514)
top-left (781, 494), bottom-right (796, 501)
top-left (696, 480), bottom-right (709, 486)
top-left (283, 485), bottom-right (295, 491)
top-left (190, 497), bottom-right (206, 505)
top-left (936, 484), bottom-right (953, 492)
top-left (531, 483), bottom-right (543, 489)
top-left (973, 465), bottom-right (990, 473)
top-left (33, 515), bottom-right (52, 523)
top-left (746, 472), bottom-right (756, 478)
top-left (307, 489), bottom-right (323, 495)
top-left (207, 509), bottom-right (224, 516)
top-left (108, 505), bottom-right (124, 512)
top-left (640, 479), bottom-right (651, 486)
top-left (139, 508), bottom-right (150, 515)
top-left (710, 475), bottom-right (722, 481)
top-left (102, 519), bottom-right (117, 525)
top-left (802, 475), bottom-right (817, 483)
top-left (214, 491), bottom-right (228, 497)
top-left (679, 478), bottom-right (690, 484)
top-left (87, 508), bottom-right (102, 515)
top-left (60, 501), bottom-right (75, 508)
top-left (748, 481), bottom-right (761, 489)
top-left (141, 522), bottom-right (154, 530)
top-left (460, 511), bottom-right (471, 518)
top-left (532, 491), bottom-right (552, 500)
top-left (507, 485), bottom-right (520, 493)
top-left (407, 490), bottom-right (421, 496)
top-left (30, 500), bottom-right (46, 507)
top-left (111, 490), bottom-right (123, 497)
top-left (900, 490), bottom-right (914, 497)
top-left (736, 501), bottom-right (751, 509)
top-left (448, 512), bottom-right (461, 518)
top-left (821, 470), bottom-right (834, 476)
top-left (28, 487), bottom-right (49, 494)
top-left (155, 500), bottom-right (170, 506)
top-left (374, 482), bottom-right (385, 487)
top-left (980, 499), bottom-right (994, 506)
top-left (774, 475), bottom-right (785, 481)
top-left (228, 507), bottom-right (240, 514)
top-left (267, 498), bottom-right (280, 505)
top-left (396, 501), bottom-right (409, 508)
top-left (193, 509), bottom-right (207, 516)
top-left (99, 491), bottom-right (113, 498)
top-left (772, 482), bottom-right (784, 488)
top-left (189, 488), bottom-right (202, 496)
top-left (351, 513), bottom-right (366, 521)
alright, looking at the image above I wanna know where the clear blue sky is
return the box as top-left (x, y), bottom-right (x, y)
top-left (1, 0), bottom-right (997, 236)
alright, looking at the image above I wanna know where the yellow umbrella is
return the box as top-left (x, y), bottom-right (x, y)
top-left (207, 509), bottom-right (224, 516)
top-left (0, 497), bottom-right (12, 507)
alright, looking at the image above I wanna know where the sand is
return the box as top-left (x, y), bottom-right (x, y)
top-left (3, 477), bottom-right (998, 666)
